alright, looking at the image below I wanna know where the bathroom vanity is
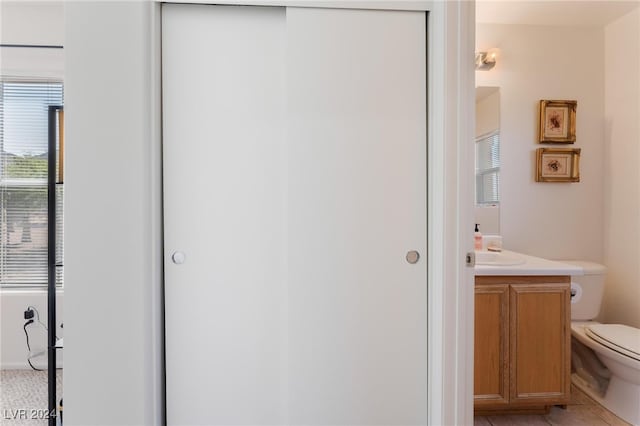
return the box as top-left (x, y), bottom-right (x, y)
top-left (474, 252), bottom-right (582, 415)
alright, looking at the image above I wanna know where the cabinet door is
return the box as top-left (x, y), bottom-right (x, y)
top-left (474, 283), bottom-right (510, 406)
top-left (510, 282), bottom-right (571, 405)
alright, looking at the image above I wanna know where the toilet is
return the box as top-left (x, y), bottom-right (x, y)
top-left (563, 260), bottom-right (640, 425)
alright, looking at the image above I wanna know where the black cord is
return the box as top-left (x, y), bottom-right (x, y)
top-left (24, 320), bottom-right (33, 350)
top-left (28, 359), bottom-right (43, 371)
top-left (23, 306), bottom-right (60, 371)
top-left (26, 306), bottom-right (59, 341)
top-left (27, 306), bottom-right (48, 331)
top-left (23, 320), bottom-right (44, 371)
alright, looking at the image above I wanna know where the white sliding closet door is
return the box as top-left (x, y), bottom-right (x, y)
top-left (285, 7), bottom-right (427, 425)
top-left (163, 5), bottom-right (427, 425)
top-left (163, 5), bottom-right (287, 425)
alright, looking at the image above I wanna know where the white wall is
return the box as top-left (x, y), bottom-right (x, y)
top-left (0, 1), bottom-right (64, 46)
top-left (64, 2), bottom-right (163, 425)
top-left (601, 8), bottom-right (640, 329)
top-left (0, 1), bottom-right (64, 79)
top-left (476, 89), bottom-right (499, 137)
top-left (476, 24), bottom-right (605, 261)
top-left (0, 1), bottom-right (65, 370)
top-left (475, 205), bottom-right (500, 236)
top-left (0, 291), bottom-right (63, 369)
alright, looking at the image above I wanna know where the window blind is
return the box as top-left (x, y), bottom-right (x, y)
top-left (0, 81), bottom-right (64, 287)
top-left (475, 131), bottom-right (500, 206)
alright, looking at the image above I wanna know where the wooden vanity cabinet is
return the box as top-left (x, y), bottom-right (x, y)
top-left (474, 276), bottom-right (571, 415)
top-left (475, 283), bottom-right (510, 406)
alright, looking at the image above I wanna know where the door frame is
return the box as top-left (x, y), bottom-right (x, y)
top-left (155, 0), bottom-right (475, 424)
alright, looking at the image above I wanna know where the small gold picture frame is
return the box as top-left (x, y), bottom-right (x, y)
top-left (539, 100), bottom-right (577, 143)
top-left (536, 148), bottom-right (581, 182)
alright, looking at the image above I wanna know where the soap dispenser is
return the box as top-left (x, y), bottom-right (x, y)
top-left (474, 224), bottom-right (483, 250)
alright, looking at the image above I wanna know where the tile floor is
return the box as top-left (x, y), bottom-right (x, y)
top-left (474, 384), bottom-right (631, 426)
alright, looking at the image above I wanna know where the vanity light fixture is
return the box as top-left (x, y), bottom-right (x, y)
top-left (475, 51), bottom-right (496, 71)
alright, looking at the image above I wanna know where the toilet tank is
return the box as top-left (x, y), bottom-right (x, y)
top-left (560, 260), bottom-right (607, 321)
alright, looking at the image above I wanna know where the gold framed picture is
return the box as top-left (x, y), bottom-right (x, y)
top-left (539, 100), bottom-right (577, 143)
top-left (536, 148), bottom-right (581, 182)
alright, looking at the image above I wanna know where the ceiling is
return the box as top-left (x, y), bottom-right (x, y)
top-left (476, 0), bottom-right (640, 27)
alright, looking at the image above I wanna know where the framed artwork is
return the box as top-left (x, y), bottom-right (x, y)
top-left (538, 100), bottom-right (577, 143)
top-left (536, 148), bottom-right (581, 182)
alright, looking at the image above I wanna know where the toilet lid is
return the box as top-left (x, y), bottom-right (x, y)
top-left (586, 324), bottom-right (640, 361)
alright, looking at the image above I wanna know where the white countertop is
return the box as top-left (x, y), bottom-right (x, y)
top-left (474, 250), bottom-right (584, 276)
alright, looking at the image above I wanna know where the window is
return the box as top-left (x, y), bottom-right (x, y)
top-left (475, 131), bottom-right (500, 206)
top-left (0, 81), bottom-right (64, 288)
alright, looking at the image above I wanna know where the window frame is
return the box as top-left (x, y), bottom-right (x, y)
top-left (475, 129), bottom-right (500, 206)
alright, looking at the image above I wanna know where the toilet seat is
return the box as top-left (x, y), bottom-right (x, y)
top-left (586, 324), bottom-right (640, 362)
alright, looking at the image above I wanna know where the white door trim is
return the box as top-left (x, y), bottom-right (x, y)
top-left (426, 2), bottom-right (476, 425)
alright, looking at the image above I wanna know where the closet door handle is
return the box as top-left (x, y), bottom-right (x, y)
top-left (172, 251), bottom-right (186, 265)
top-left (406, 250), bottom-right (420, 264)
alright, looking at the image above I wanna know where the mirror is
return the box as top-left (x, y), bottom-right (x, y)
top-left (475, 87), bottom-right (500, 235)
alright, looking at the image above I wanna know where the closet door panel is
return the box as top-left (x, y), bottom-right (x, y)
top-left (286, 8), bottom-right (428, 425)
top-left (162, 5), bottom-right (287, 425)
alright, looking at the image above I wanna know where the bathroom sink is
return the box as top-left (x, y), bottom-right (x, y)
top-left (475, 251), bottom-right (526, 266)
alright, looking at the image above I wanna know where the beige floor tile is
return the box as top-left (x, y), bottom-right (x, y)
top-left (568, 384), bottom-right (596, 406)
top-left (587, 404), bottom-right (631, 426)
top-left (474, 384), bottom-right (631, 426)
top-left (569, 383), bottom-right (631, 425)
top-left (545, 405), bottom-right (609, 426)
top-left (474, 416), bottom-right (492, 426)
top-left (487, 414), bottom-right (551, 425)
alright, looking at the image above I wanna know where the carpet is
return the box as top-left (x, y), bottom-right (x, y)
top-left (0, 370), bottom-right (62, 426)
